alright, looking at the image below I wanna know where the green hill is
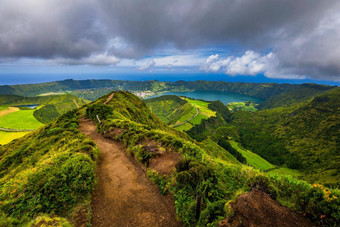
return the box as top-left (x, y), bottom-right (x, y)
top-left (145, 95), bottom-right (189, 124)
top-left (230, 87), bottom-right (340, 185)
top-left (146, 95), bottom-right (216, 131)
top-left (0, 91), bottom-right (338, 226)
top-left (258, 83), bottom-right (334, 109)
top-left (0, 110), bottom-right (99, 225)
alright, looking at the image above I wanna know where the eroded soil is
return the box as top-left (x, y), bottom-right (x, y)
top-left (79, 118), bottom-right (181, 227)
top-left (218, 189), bottom-right (314, 227)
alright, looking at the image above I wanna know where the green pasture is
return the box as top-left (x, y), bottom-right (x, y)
top-left (189, 113), bottom-right (208, 125)
top-left (184, 98), bottom-right (216, 117)
top-left (0, 131), bottom-right (30, 145)
top-left (269, 167), bottom-right (301, 177)
top-left (227, 101), bottom-right (258, 112)
top-left (229, 140), bottom-right (275, 170)
top-left (0, 109), bottom-right (44, 129)
top-left (174, 122), bottom-right (192, 131)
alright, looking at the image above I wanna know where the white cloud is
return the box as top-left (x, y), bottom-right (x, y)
top-left (153, 54), bottom-right (204, 67)
top-left (134, 53), bottom-right (205, 71)
top-left (201, 51), bottom-right (274, 76)
top-left (138, 59), bottom-right (155, 71)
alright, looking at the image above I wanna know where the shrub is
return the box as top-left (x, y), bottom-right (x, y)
top-left (86, 103), bottom-right (113, 121)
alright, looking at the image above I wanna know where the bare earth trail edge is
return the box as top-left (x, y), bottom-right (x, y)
top-left (79, 118), bottom-right (181, 227)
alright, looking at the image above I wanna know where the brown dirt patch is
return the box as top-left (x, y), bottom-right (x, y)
top-left (0, 107), bottom-right (19, 117)
top-left (72, 206), bottom-right (88, 227)
top-left (79, 118), bottom-right (181, 227)
top-left (150, 152), bottom-right (182, 175)
top-left (218, 189), bottom-right (314, 227)
top-left (104, 93), bottom-right (115, 105)
top-left (103, 127), bottom-right (125, 139)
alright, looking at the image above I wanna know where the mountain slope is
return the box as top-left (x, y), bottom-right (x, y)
top-left (258, 83), bottom-right (334, 109)
top-left (145, 95), bottom-right (190, 124)
top-left (88, 91), bottom-right (339, 226)
top-left (230, 87), bottom-right (340, 184)
top-left (0, 91), bottom-right (338, 226)
top-left (0, 110), bottom-right (99, 225)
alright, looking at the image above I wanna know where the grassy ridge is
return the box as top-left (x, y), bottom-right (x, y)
top-left (0, 110), bottom-right (99, 225)
top-left (89, 91), bottom-right (339, 226)
top-left (146, 95), bottom-right (216, 131)
top-left (145, 95), bottom-right (215, 131)
top-left (145, 95), bottom-right (192, 125)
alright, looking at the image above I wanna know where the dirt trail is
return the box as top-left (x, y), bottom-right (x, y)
top-left (73, 99), bottom-right (79, 108)
top-left (104, 93), bottom-right (115, 105)
top-left (0, 107), bottom-right (19, 117)
top-left (79, 118), bottom-right (181, 227)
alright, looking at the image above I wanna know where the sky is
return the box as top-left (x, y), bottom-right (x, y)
top-left (1, 0), bottom-right (340, 85)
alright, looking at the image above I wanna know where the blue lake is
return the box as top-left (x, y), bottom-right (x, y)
top-left (147, 91), bottom-right (263, 104)
top-left (15, 104), bottom-right (39, 109)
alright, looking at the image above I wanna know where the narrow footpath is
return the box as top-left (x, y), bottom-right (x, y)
top-left (79, 118), bottom-right (181, 227)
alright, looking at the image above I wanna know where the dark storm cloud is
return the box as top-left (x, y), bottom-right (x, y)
top-left (0, 0), bottom-right (340, 80)
top-left (101, 0), bottom-right (332, 50)
top-left (0, 0), bottom-right (108, 58)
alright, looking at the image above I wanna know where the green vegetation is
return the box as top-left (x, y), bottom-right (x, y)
top-left (0, 90), bottom-right (339, 226)
top-left (0, 94), bottom-right (90, 144)
top-left (188, 113), bottom-right (206, 125)
top-left (0, 109), bottom-right (44, 129)
top-left (0, 106), bottom-right (8, 111)
top-left (269, 167), bottom-right (301, 178)
top-left (184, 98), bottom-right (216, 118)
top-left (172, 104), bottom-right (197, 125)
top-left (229, 140), bottom-right (275, 170)
top-left (227, 101), bottom-right (258, 112)
top-left (259, 83), bottom-right (334, 109)
top-left (0, 131), bottom-right (30, 145)
top-left (87, 91), bottom-right (339, 226)
top-left (0, 94), bottom-right (89, 115)
top-left (217, 139), bottom-right (246, 164)
top-left (33, 104), bottom-right (60, 123)
top-left (146, 95), bottom-right (216, 131)
top-left (0, 110), bottom-right (99, 225)
top-left (145, 95), bottom-right (192, 124)
top-left (186, 101), bottom-right (231, 141)
top-left (175, 122), bottom-right (193, 131)
top-left (229, 87), bottom-right (340, 185)
top-left (1, 79), bottom-right (334, 103)
top-left (70, 87), bottom-right (116, 101)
